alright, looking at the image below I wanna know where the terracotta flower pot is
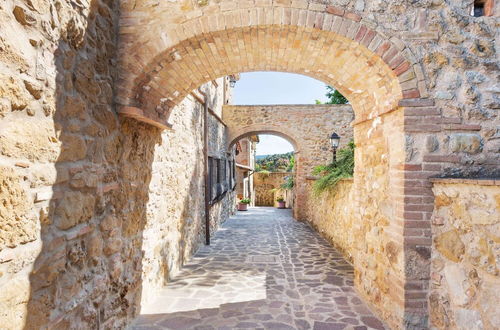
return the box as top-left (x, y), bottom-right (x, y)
top-left (238, 203), bottom-right (248, 211)
top-left (277, 201), bottom-right (286, 209)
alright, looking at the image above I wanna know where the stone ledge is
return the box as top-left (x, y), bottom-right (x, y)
top-left (118, 106), bottom-right (172, 130)
top-left (430, 178), bottom-right (500, 186)
top-left (306, 176), bottom-right (354, 182)
top-left (223, 104), bottom-right (353, 108)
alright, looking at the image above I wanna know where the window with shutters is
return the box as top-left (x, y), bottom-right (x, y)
top-left (208, 156), bottom-right (229, 203)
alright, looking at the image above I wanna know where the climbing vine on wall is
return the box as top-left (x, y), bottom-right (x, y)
top-left (312, 141), bottom-right (355, 195)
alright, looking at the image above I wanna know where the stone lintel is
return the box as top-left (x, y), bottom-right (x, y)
top-left (118, 106), bottom-right (172, 130)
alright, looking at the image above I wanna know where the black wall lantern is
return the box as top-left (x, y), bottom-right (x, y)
top-left (330, 132), bottom-right (341, 162)
top-left (229, 75), bottom-right (237, 88)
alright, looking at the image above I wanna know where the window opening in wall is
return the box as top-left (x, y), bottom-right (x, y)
top-left (472, 0), bottom-right (486, 16)
top-left (232, 160), bottom-right (236, 190)
top-left (471, 0), bottom-right (494, 16)
top-left (208, 156), bottom-right (229, 204)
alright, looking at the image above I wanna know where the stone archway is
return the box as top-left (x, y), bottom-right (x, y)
top-left (225, 104), bottom-right (354, 220)
top-left (116, 3), bottom-right (435, 328)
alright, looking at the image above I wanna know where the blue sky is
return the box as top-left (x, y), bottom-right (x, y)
top-left (232, 72), bottom-right (328, 155)
top-left (233, 72), bottom-right (328, 105)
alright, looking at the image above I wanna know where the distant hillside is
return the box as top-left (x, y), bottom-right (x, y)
top-left (256, 152), bottom-right (294, 172)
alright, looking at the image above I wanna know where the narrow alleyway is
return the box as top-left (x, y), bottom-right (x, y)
top-left (131, 208), bottom-right (386, 330)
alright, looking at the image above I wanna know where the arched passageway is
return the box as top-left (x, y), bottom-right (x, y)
top-left (117, 4), bottom-right (436, 328)
top-left (225, 104), bottom-right (354, 220)
top-left (2, 1), bottom-right (498, 329)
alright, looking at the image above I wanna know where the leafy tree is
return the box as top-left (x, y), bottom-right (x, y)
top-left (325, 86), bottom-right (348, 104)
top-left (286, 155), bottom-right (295, 172)
top-left (280, 175), bottom-right (294, 189)
top-left (256, 152), bottom-right (294, 172)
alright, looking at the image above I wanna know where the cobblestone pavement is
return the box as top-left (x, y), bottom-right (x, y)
top-left (131, 208), bottom-right (386, 330)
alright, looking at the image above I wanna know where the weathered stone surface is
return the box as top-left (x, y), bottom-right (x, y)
top-left (12, 6), bottom-right (36, 26)
top-left (0, 166), bottom-right (37, 250)
top-left (55, 192), bottom-right (95, 230)
top-left (450, 133), bottom-right (482, 154)
top-left (0, 278), bottom-right (31, 327)
top-left (431, 180), bottom-right (500, 330)
top-left (253, 172), bottom-right (292, 208)
top-left (435, 230), bottom-right (465, 262)
top-left (0, 0), bottom-right (499, 329)
top-left (426, 135), bottom-right (439, 152)
top-left (23, 79), bottom-right (43, 100)
top-left (0, 117), bottom-right (59, 162)
top-left (0, 76), bottom-right (30, 111)
top-left (224, 104), bottom-right (354, 220)
top-left (454, 309), bottom-right (483, 330)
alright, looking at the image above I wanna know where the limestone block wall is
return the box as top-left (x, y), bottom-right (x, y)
top-left (115, 1), bottom-right (499, 326)
top-left (429, 179), bottom-right (500, 330)
top-left (253, 172), bottom-right (292, 207)
top-left (0, 0), bottom-right (128, 327)
top-left (306, 179), bottom-right (355, 262)
top-left (0, 1), bottom-right (234, 327)
top-left (223, 104), bottom-right (354, 220)
top-left (300, 108), bottom-right (407, 328)
top-left (139, 78), bottom-right (235, 307)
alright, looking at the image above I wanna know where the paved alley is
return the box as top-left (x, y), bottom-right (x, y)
top-left (131, 208), bottom-right (386, 330)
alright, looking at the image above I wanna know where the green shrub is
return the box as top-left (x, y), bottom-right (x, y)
top-left (312, 141), bottom-right (355, 195)
top-left (239, 198), bottom-right (251, 204)
top-left (280, 175), bottom-right (294, 190)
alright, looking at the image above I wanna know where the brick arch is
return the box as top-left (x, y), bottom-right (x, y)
top-left (117, 6), bottom-right (422, 128)
top-left (117, 3), bottom-right (436, 328)
top-left (223, 104), bottom-right (354, 222)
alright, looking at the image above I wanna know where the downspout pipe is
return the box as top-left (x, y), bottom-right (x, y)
top-left (198, 88), bottom-right (211, 245)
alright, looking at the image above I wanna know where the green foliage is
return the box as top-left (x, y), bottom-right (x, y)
top-left (325, 86), bottom-right (348, 105)
top-left (286, 156), bottom-right (295, 172)
top-left (280, 175), bottom-right (294, 190)
top-left (259, 170), bottom-right (271, 178)
top-left (276, 197), bottom-right (285, 202)
top-left (256, 152), bottom-right (294, 172)
top-left (239, 198), bottom-right (251, 204)
top-left (312, 141), bottom-right (355, 195)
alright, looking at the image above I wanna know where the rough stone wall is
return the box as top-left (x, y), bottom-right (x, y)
top-left (429, 179), bottom-right (500, 330)
top-left (0, 0), bottom-right (127, 327)
top-left (139, 78), bottom-right (235, 307)
top-left (254, 172), bottom-right (291, 207)
top-left (306, 179), bottom-right (355, 261)
top-left (115, 2), bottom-right (500, 326)
top-left (1, 0), bottom-right (498, 328)
top-left (0, 1), bottom-right (234, 327)
top-left (223, 104), bottom-right (354, 220)
top-left (355, 110), bottom-right (410, 328)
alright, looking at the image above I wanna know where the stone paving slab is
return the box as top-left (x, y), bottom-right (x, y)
top-left (130, 208), bottom-right (386, 330)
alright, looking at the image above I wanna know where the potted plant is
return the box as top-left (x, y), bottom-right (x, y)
top-left (238, 198), bottom-right (251, 211)
top-left (276, 197), bottom-right (286, 209)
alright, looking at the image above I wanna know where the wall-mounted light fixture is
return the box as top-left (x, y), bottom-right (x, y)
top-left (229, 75), bottom-right (237, 88)
top-left (330, 132), bottom-right (341, 162)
